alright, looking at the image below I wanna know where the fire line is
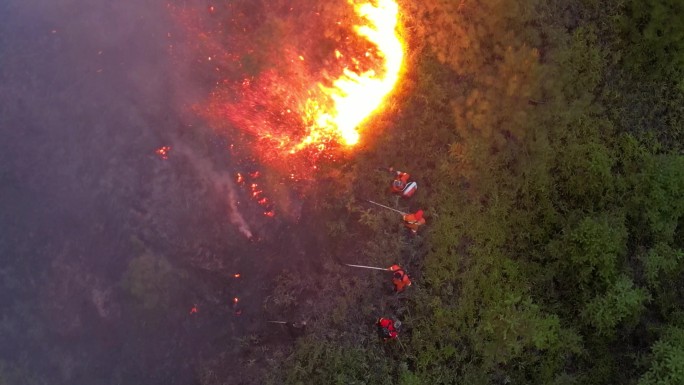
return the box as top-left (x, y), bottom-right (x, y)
top-left (212, 0), bottom-right (406, 163)
top-left (297, 0), bottom-right (405, 150)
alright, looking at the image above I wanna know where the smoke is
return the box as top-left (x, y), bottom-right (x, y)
top-left (0, 0), bottom-right (256, 383)
top-left (224, 175), bottom-right (253, 238)
top-left (170, 140), bottom-right (253, 239)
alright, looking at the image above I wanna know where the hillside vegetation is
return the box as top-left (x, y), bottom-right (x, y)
top-left (265, 0), bottom-right (684, 384)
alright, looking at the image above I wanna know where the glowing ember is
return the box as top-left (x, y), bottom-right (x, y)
top-left (233, 297), bottom-right (239, 304)
top-left (233, 169), bottom-right (277, 217)
top-left (189, 305), bottom-right (198, 314)
top-left (233, 273), bottom-right (241, 278)
top-left (155, 146), bottom-right (171, 160)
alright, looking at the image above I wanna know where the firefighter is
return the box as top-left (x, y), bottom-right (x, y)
top-left (403, 209), bottom-right (425, 233)
top-left (390, 168), bottom-right (410, 193)
top-left (376, 317), bottom-right (400, 341)
top-left (389, 167), bottom-right (417, 198)
top-left (389, 264), bottom-right (412, 293)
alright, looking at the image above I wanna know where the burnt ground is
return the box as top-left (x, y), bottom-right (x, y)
top-left (0, 0), bottom-right (322, 384)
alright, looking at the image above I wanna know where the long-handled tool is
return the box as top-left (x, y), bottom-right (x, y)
top-left (363, 199), bottom-right (407, 216)
top-left (267, 321), bottom-right (288, 324)
top-left (344, 263), bottom-right (390, 271)
top-left (396, 337), bottom-right (408, 354)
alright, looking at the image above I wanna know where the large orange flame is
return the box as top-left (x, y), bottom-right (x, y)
top-left (300, 0), bottom-right (404, 148)
top-left (191, 0), bottom-right (406, 173)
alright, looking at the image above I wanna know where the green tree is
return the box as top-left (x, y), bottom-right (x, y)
top-left (582, 275), bottom-right (650, 335)
top-left (641, 243), bottom-right (684, 289)
top-left (639, 327), bottom-right (684, 385)
top-left (547, 215), bottom-right (627, 300)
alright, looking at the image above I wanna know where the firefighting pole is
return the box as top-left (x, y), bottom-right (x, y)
top-left (344, 263), bottom-right (391, 271)
top-left (397, 337), bottom-right (408, 354)
top-left (364, 199), bottom-right (407, 216)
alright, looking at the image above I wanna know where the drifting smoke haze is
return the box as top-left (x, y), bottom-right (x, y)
top-left (0, 0), bottom-right (401, 382)
top-left (0, 0), bottom-right (314, 383)
top-left (170, 141), bottom-right (253, 238)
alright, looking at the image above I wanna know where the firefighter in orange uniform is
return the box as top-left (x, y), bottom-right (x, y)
top-left (403, 209), bottom-right (425, 233)
top-left (389, 264), bottom-right (412, 292)
top-left (376, 317), bottom-right (400, 341)
top-left (389, 167), bottom-right (417, 198)
top-left (390, 169), bottom-right (410, 193)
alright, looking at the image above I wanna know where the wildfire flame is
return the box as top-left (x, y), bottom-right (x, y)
top-left (200, 0), bottom-right (406, 167)
top-left (172, 0), bottom-right (406, 220)
top-left (298, 0), bottom-right (404, 149)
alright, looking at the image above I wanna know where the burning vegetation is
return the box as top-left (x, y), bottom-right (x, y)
top-left (235, 170), bottom-right (276, 217)
top-left (182, 0), bottom-right (406, 174)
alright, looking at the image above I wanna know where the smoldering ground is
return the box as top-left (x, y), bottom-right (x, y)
top-left (0, 0), bottom-right (322, 384)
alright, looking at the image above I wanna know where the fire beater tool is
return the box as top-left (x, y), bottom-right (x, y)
top-left (363, 199), bottom-right (408, 216)
top-left (397, 337), bottom-right (408, 354)
top-left (344, 263), bottom-right (391, 271)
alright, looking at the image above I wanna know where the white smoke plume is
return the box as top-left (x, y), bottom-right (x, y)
top-left (170, 140), bottom-right (253, 239)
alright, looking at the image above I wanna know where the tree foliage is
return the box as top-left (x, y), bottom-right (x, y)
top-left (639, 327), bottom-right (684, 385)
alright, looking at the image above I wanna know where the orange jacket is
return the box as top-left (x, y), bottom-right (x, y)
top-left (389, 264), bottom-right (412, 292)
top-left (377, 317), bottom-right (398, 340)
top-left (403, 210), bottom-right (426, 233)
